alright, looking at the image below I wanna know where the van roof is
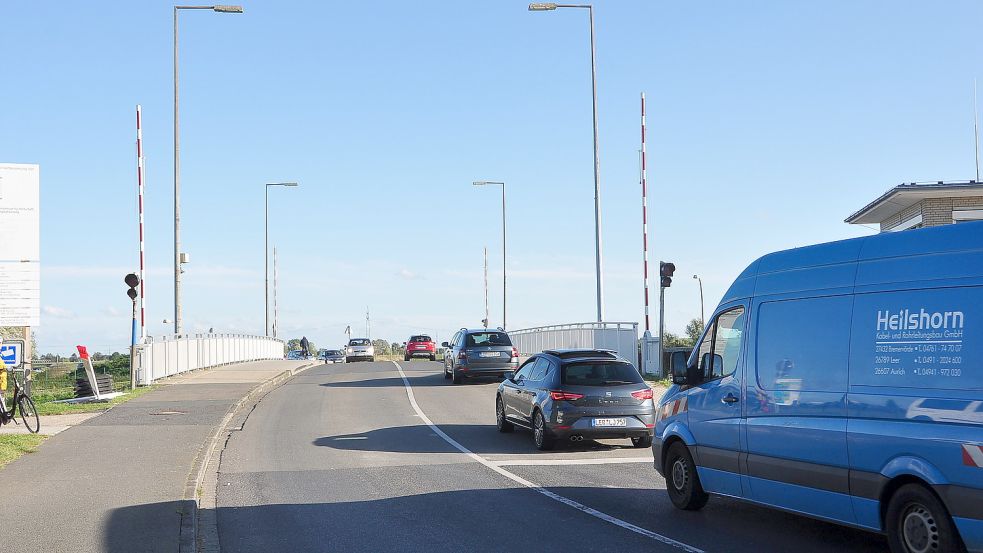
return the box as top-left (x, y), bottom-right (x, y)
top-left (721, 220), bottom-right (983, 304)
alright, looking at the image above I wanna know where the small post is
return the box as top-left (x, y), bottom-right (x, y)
top-left (658, 287), bottom-right (665, 378)
top-left (130, 296), bottom-right (137, 390)
top-left (22, 326), bottom-right (32, 397)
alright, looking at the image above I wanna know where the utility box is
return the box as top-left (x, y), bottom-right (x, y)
top-left (640, 332), bottom-right (661, 376)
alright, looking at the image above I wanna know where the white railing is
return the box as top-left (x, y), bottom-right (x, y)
top-left (135, 333), bottom-right (284, 385)
top-left (509, 322), bottom-right (640, 366)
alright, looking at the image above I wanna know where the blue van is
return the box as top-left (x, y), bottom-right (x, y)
top-left (654, 221), bottom-right (983, 553)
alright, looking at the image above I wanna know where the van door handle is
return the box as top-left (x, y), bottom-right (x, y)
top-left (722, 394), bottom-right (739, 404)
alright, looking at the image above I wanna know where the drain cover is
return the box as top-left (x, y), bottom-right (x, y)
top-left (150, 410), bottom-right (186, 416)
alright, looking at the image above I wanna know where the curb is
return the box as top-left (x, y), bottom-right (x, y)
top-left (179, 361), bottom-right (319, 553)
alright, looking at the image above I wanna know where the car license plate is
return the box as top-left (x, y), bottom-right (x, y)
top-left (479, 351), bottom-right (500, 357)
top-left (592, 418), bottom-right (626, 427)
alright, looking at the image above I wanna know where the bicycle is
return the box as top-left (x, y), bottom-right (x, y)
top-left (0, 369), bottom-right (40, 434)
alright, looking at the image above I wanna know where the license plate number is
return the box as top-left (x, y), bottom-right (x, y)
top-left (592, 418), bottom-right (626, 427)
top-left (479, 351), bottom-right (500, 357)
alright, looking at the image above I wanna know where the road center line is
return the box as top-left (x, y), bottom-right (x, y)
top-left (392, 362), bottom-right (703, 553)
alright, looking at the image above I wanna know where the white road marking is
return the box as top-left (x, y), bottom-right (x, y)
top-left (490, 457), bottom-right (652, 466)
top-left (391, 361), bottom-right (703, 553)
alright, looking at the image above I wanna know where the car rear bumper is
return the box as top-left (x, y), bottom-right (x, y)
top-left (406, 350), bottom-right (435, 357)
top-left (346, 355), bottom-right (374, 361)
top-left (548, 413), bottom-right (654, 440)
top-left (459, 367), bottom-right (514, 378)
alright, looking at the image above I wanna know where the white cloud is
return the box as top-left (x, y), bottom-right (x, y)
top-left (42, 305), bottom-right (76, 319)
top-left (397, 268), bottom-right (422, 280)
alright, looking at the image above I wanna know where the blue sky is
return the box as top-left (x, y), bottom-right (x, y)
top-left (3, 0), bottom-right (983, 353)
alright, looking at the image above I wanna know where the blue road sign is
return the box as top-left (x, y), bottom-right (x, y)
top-left (0, 341), bottom-right (23, 368)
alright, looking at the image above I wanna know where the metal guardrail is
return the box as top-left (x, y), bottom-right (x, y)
top-left (508, 322), bottom-right (640, 366)
top-left (135, 334), bottom-right (284, 385)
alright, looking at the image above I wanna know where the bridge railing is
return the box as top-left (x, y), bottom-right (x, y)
top-left (135, 333), bottom-right (284, 385)
top-left (508, 322), bottom-right (639, 366)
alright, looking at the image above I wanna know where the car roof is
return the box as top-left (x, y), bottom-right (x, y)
top-left (540, 349), bottom-right (621, 362)
top-left (463, 328), bottom-right (508, 334)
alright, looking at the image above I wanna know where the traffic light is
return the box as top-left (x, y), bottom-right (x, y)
top-left (660, 261), bottom-right (675, 288)
top-left (125, 273), bottom-right (140, 301)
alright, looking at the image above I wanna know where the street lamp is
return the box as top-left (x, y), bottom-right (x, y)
top-left (528, 2), bottom-right (604, 322)
top-left (693, 274), bottom-right (704, 327)
top-left (173, 4), bottom-right (243, 335)
top-left (266, 182), bottom-right (298, 336)
top-left (473, 181), bottom-right (506, 329)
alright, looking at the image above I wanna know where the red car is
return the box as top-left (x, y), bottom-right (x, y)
top-left (404, 334), bottom-right (436, 361)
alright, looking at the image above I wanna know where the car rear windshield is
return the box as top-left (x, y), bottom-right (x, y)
top-left (410, 335), bottom-right (432, 342)
top-left (561, 362), bottom-right (643, 386)
top-left (326, 350), bottom-right (342, 355)
top-left (465, 332), bottom-right (512, 347)
top-left (349, 339), bottom-right (370, 346)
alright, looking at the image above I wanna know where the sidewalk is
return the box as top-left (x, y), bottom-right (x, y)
top-left (0, 359), bottom-right (315, 553)
top-left (0, 411), bottom-right (101, 435)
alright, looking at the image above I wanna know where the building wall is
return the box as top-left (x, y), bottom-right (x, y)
top-left (879, 196), bottom-right (983, 231)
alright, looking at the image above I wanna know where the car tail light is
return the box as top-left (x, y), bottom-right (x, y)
top-left (549, 391), bottom-right (584, 401)
top-left (631, 389), bottom-right (655, 401)
top-left (457, 351), bottom-right (467, 361)
top-left (511, 347), bottom-right (519, 359)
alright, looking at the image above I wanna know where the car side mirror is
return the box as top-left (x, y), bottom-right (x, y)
top-left (441, 342), bottom-right (450, 348)
top-left (670, 351), bottom-right (689, 385)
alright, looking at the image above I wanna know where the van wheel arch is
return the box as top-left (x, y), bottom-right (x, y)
top-left (879, 475), bottom-right (936, 530)
top-left (661, 435), bottom-right (685, 473)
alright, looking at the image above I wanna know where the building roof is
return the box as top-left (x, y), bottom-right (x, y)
top-left (844, 180), bottom-right (983, 224)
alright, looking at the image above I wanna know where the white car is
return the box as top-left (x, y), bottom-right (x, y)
top-left (345, 338), bottom-right (375, 362)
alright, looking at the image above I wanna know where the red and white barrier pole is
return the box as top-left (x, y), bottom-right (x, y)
top-left (136, 105), bottom-right (147, 340)
top-left (641, 92), bottom-right (651, 333)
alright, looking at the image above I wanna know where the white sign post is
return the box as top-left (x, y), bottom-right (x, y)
top-left (0, 163), bottom-right (40, 327)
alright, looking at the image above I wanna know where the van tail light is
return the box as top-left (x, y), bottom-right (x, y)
top-left (511, 347), bottom-right (519, 359)
top-left (549, 391), bottom-right (584, 401)
top-left (631, 389), bottom-right (655, 401)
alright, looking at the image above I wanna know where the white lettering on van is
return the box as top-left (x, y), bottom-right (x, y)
top-left (876, 309), bottom-right (965, 331)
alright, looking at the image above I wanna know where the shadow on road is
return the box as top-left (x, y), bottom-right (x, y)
top-left (319, 374), bottom-right (504, 389)
top-left (315, 423), bottom-right (652, 455)
top-left (103, 487), bottom-right (887, 553)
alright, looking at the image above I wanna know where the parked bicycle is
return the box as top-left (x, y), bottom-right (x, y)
top-left (0, 369), bottom-right (40, 434)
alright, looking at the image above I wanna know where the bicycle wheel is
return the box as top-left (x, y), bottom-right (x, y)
top-left (17, 395), bottom-right (40, 434)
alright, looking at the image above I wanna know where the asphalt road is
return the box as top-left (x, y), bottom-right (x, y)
top-left (215, 361), bottom-right (888, 553)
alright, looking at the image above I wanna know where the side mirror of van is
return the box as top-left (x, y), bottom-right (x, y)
top-left (441, 342), bottom-right (450, 348)
top-left (670, 351), bottom-right (689, 385)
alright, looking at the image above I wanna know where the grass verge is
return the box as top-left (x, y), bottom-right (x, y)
top-left (35, 385), bottom-right (159, 416)
top-left (0, 434), bottom-right (48, 469)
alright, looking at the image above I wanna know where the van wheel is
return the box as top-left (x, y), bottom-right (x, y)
top-left (886, 484), bottom-right (966, 553)
top-left (664, 442), bottom-right (708, 510)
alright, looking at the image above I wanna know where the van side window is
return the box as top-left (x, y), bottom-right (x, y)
top-left (710, 307), bottom-right (746, 380)
top-left (757, 296), bottom-right (851, 393)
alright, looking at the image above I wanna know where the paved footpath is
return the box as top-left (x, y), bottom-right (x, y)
top-left (0, 359), bottom-right (313, 553)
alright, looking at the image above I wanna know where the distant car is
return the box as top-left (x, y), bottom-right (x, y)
top-left (345, 338), bottom-right (374, 363)
top-left (443, 328), bottom-right (518, 384)
top-left (404, 334), bottom-right (436, 361)
top-left (286, 350), bottom-right (305, 360)
top-left (496, 349), bottom-right (655, 451)
top-left (321, 349), bottom-right (345, 364)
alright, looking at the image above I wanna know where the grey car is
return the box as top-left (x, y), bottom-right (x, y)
top-left (496, 349), bottom-right (656, 450)
top-left (442, 328), bottom-right (518, 385)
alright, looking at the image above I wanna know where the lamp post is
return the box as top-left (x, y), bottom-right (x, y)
top-left (266, 182), bottom-right (298, 336)
top-left (529, 2), bottom-right (604, 322)
top-left (173, 4), bottom-right (243, 335)
top-left (693, 274), bottom-right (704, 328)
top-left (473, 181), bottom-right (506, 329)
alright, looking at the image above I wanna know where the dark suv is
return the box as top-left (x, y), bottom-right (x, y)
top-left (442, 328), bottom-right (518, 385)
top-left (495, 349), bottom-right (656, 450)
